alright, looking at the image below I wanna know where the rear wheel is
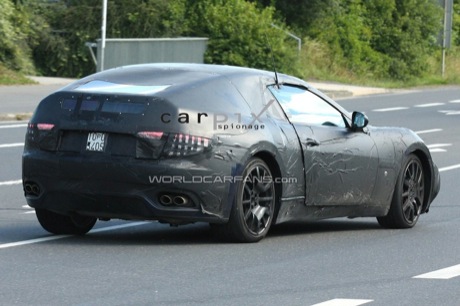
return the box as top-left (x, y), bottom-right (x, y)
top-left (35, 208), bottom-right (97, 235)
top-left (377, 154), bottom-right (425, 228)
top-left (214, 158), bottom-right (276, 242)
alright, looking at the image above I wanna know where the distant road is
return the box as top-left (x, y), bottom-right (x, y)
top-left (0, 84), bottom-right (64, 115)
top-left (0, 77), bottom-right (75, 115)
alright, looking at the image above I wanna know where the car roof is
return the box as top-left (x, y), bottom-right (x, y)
top-left (61, 63), bottom-right (304, 92)
top-left (57, 63), bottom-right (349, 117)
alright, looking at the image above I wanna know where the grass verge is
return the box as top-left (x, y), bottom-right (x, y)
top-left (0, 64), bottom-right (36, 85)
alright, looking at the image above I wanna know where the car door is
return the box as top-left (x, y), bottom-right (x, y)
top-left (269, 85), bottom-right (379, 207)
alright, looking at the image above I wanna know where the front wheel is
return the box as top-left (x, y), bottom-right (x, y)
top-left (214, 158), bottom-right (276, 242)
top-left (35, 208), bottom-right (97, 235)
top-left (377, 154), bottom-right (425, 229)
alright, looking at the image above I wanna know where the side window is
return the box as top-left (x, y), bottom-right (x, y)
top-left (269, 85), bottom-right (346, 128)
top-left (263, 88), bottom-right (288, 121)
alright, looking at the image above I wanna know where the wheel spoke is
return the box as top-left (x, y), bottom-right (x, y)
top-left (403, 197), bottom-right (420, 223)
top-left (258, 196), bottom-right (274, 203)
top-left (252, 205), bottom-right (268, 222)
top-left (243, 183), bottom-right (252, 195)
top-left (255, 182), bottom-right (271, 193)
top-left (244, 208), bottom-right (252, 221)
top-left (403, 178), bottom-right (411, 188)
top-left (403, 200), bottom-right (413, 220)
top-left (402, 198), bottom-right (411, 212)
top-left (255, 167), bottom-right (261, 180)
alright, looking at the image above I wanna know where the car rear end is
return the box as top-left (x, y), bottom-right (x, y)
top-left (22, 84), bottom-right (230, 224)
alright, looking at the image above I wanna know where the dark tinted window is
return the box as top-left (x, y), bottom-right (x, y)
top-left (80, 100), bottom-right (100, 111)
top-left (60, 96), bottom-right (146, 114)
top-left (62, 99), bottom-right (77, 110)
top-left (101, 102), bottom-right (145, 114)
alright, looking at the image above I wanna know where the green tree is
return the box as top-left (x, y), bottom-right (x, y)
top-left (249, 0), bottom-right (333, 36)
top-left (32, 0), bottom-right (189, 77)
top-left (3, 0), bottom-right (445, 81)
top-left (185, 0), bottom-right (299, 75)
top-left (252, 0), bottom-right (443, 80)
top-left (452, 0), bottom-right (460, 45)
top-left (0, 0), bottom-right (35, 73)
top-left (363, 0), bottom-right (442, 80)
top-left (307, 0), bottom-right (389, 78)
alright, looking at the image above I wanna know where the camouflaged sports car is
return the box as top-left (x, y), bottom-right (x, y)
top-left (22, 64), bottom-right (440, 242)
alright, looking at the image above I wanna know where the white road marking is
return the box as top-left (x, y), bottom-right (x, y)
top-left (0, 180), bottom-right (22, 186)
top-left (0, 235), bottom-right (72, 249)
top-left (439, 110), bottom-right (460, 115)
top-left (439, 164), bottom-right (460, 172)
top-left (0, 143), bottom-right (24, 148)
top-left (415, 103), bottom-right (445, 108)
top-left (413, 264), bottom-right (460, 279)
top-left (0, 222), bottom-right (149, 249)
top-left (429, 148), bottom-right (446, 153)
top-left (372, 107), bottom-right (409, 112)
top-left (311, 299), bottom-right (373, 306)
top-left (0, 124), bottom-right (27, 129)
top-left (427, 143), bottom-right (452, 149)
top-left (415, 128), bottom-right (443, 134)
top-left (449, 99), bottom-right (460, 103)
top-left (427, 143), bottom-right (451, 153)
top-left (22, 205), bottom-right (34, 214)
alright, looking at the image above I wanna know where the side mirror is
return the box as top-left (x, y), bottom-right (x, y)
top-left (351, 111), bottom-right (369, 131)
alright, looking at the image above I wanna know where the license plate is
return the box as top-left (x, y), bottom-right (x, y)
top-left (86, 132), bottom-right (107, 152)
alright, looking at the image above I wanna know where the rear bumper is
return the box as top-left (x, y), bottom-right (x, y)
top-left (23, 150), bottom-right (234, 223)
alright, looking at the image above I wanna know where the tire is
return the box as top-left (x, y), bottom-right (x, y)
top-left (377, 154), bottom-right (425, 229)
top-left (35, 208), bottom-right (97, 235)
top-left (214, 158), bottom-right (276, 242)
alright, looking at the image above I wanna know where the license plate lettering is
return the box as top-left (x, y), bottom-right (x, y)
top-left (86, 132), bottom-right (107, 152)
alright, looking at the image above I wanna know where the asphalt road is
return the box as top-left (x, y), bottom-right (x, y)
top-left (0, 84), bottom-right (66, 114)
top-left (0, 86), bottom-right (459, 306)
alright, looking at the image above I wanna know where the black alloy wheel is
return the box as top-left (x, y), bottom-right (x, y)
top-left (377, 154), bottom-right (425, 228)
top-left (214, 158), bottom-right (276, 242)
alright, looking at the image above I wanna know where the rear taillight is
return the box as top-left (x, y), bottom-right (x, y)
top-left (37, 123), bottom-right (55, 131)
top-left (137, 131), bottom-right (163, 140)
top-left (26, 122), bottom-right (58, 151)
top-left (164, 133), bottom-right (210, 157)
top-left (136, 131), bottom-right (211, 159)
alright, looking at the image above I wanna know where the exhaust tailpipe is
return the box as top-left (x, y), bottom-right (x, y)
top-left (173, 196), bottom-right (189, 206)
top-left (159, 194), bottom-right (173, 206)
top-left (24, 182), bottom-right (41, 197)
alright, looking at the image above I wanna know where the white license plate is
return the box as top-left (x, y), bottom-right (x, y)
top-left (86, 132), bottom-right (107, 152)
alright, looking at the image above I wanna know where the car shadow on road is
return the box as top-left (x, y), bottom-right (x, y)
top-left (268, 218), bottom-right (382, 238)
top-left (43, 218), bottom-right (383, 246)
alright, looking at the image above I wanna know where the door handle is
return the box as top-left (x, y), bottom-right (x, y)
top-left (306, 138), bottom-right (320, 147)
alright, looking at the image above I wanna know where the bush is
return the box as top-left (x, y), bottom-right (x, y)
top-left (0, 0), bottom-right (35, 73)
top-left (186, 0), bottom-right (300, 76)
top-left (308, 0), bottom-right (390, 79)
top-left (363, 0), bottom-right (442, 80)
top-left (31, 0), bottom-right (189, 77)
top-left (0, 0), bottom-right (449, 83)
top-left (256, 0), bottom-right (443, 81)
